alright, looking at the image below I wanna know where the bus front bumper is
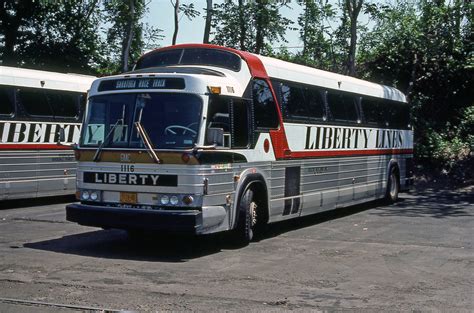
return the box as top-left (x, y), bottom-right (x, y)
top-left (66, 204), bottom-right (230, 234)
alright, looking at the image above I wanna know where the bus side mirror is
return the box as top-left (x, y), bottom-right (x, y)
top-left (206, 128), bottom-right (224, 146)
top-left (57, 127), bottom-right (65, 145)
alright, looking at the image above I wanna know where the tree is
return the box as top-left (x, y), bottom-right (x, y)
top-left (359, 0), bottom-right (473, 175)
top-left (0, 0), bottom-right (39, 66)
top-left (212, 0), bottom-right (292, 55)
top-left (14, 0), bottom-right (104, 74)
top-left (344, 0), bottom-right (363, 76)
top-left (170, 1), bottom-right (200, 45)
top-left (203, 0), bottom-right (213, 44)
top-left (295, 0), bottom-right (335, 70)
top-left (104, 0), bottom-right (162, 74)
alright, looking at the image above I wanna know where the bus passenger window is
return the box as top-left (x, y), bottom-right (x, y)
top-left (386, 101), bottom-right (410, 129)
top-left (0, 87), bottom-right (14, 115)
top-left (18, 88), bottom-right (53, 117)
top-left (361, 97), bottom-right (386, 127)
top-left (280, 82), bottom-right (324, 122)
top-left (327, 92), bottom-right (359, 123)
top-left (46, 90), bottom-right (80, 119)
top-left (252, 79), bottom-right (279, 129)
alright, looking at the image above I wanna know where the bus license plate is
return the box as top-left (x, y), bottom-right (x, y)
top-left (120, 192), bottom-right (137, 204)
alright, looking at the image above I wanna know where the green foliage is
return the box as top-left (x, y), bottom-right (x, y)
top-left (295, 0), bottom-right (335, 70)
top-left (1, 0), bottom-right (104, 74)
top-left (358, 0), bottom-right (473, 174)
top-left (211, 0), bottom-right (293, 55)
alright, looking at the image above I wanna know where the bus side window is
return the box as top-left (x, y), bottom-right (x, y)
top-left (0, 86), bottom-right (15, 116)
top-left (280, 82), bottom-right (325, 122)
top-left (327, 92), bottom-right (359, 123)
top-left (46, 90), bottom-right (81, 120)
top-left (17, 87), bottom-right (53, 117)
top-left (386, 101), bottom-right (410, 129)
top-left (230, 98), bottom-right (250, 148)
top-left (252, 79), bottom-right (279, 130)
top-left (361, 97), bottom-right (387, 127)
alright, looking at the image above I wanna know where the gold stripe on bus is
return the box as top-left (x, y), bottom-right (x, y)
top-left (78, 150), bottom-right (199, 165)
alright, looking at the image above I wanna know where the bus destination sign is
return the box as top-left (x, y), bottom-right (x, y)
top-left (98, 77), bottom-right (185, 92)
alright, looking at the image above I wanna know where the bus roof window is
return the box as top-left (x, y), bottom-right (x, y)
top-left (136, 48), bottom-right (241, 72)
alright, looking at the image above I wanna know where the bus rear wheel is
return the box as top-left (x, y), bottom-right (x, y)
top-left (385, 166), bottom-right (400, 203)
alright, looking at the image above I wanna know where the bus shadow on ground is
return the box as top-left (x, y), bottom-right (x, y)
top-left (24, 188), bottom-right (473, 261)
top-left (24, 229), bottom-right (226, 262)
top-left (0, 195), bottom-right (76, 210)
top-left (369, 188), bottom-right (473, 219)
top-left (24, 200), bottom-right (387, 262)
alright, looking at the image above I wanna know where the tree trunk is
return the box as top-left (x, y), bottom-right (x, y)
top-left (121, 0), bottom-right (135, 72)
top-left (203, 0), bottom-right (212, 43)
top-left (302, 1), bottom-right (308, 57)
top-left (254, 0), bottom-right (265, 54)
top-left (172, 0), bottom-right (179, 45)
top-left (345, 0), bottom-right (363, 76)
top-left (238, 0), bottom-right (246, 51)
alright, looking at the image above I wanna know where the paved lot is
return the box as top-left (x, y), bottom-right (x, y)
top-left (0, 186), bottom-right (472, 312)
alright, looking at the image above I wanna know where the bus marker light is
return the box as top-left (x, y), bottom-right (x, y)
top-left (263, 139), bottom-right (270, 153)
top-left (209, 86), bottom-right (221, 94)
top-left (183, 195), bottom-right (194, 205)
top-left (181, 153), bottom-right (190, 163)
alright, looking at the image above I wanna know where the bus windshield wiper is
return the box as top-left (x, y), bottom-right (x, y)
top-left (134, 121), bottom-right (161, 164)
top-left (93, 104), bottom-right (126, 162)
top-left (93, 118), bottom-right (123, 162)
top-left (134, 96), bottom-right (161, 164)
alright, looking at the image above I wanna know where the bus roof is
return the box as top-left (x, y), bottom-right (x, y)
top-left (0, 66), bottom-right (96, 93)
top-left (256, 55), bottom-right (407, 103)
top-left (139, 44), bottom-right (407, 103)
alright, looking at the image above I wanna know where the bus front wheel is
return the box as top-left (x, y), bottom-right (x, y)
top-left (234, 188), bottom-right (258, 245)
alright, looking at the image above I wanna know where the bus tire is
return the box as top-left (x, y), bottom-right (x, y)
top-left (385, 166), bottom-right (400, 203)
top-left (233, 188), bottom-right (257, 245)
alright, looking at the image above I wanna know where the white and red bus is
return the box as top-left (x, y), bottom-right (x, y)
top-left (66, 44), bottom-right (413, 243)
top-left (0, 66), bottom-right (95, 200)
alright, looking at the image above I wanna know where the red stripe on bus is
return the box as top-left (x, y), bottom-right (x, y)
top-left (273, 148), bottom-right (413, 159)
top-left (0, 144), bottom-right (72, 150)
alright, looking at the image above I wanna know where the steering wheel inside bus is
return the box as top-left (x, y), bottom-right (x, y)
top-left (164, 125), bottom-right (197, 135)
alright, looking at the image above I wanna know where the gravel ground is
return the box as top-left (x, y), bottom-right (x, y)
top-left (0, 186), bottom-right (472, 312)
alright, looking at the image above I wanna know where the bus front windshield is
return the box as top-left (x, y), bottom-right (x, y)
top-left (81, 93), bottom-right (202, 149)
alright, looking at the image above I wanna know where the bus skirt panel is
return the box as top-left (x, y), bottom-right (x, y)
top-left (65, 203), bottom-right (230, 234)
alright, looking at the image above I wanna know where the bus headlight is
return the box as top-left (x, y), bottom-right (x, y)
top-left (81, 190), bottom-right (90, 200)
top-left (160, 195), bottom-right (169, 205)
top-left (90, 191), bottom-right (99, 201)
top-left (170, 195), bottom-right (179, 205)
